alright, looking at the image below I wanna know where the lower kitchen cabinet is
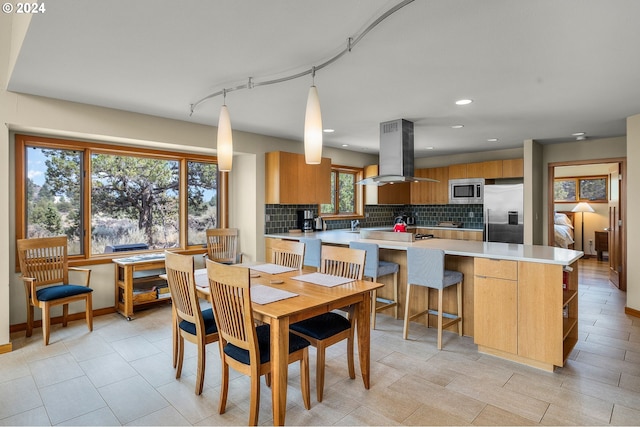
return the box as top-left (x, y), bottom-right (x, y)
top-left (474, 257), bottom-right (578, 371)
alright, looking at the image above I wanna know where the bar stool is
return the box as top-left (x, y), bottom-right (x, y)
top-left (299, 237), bottom-right (321, 271)
top-left (403, 247), bottom-right (463, 350)
top-left (349, 241), bottom-right (399, 329)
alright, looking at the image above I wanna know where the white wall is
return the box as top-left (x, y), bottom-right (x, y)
top-left (627, 114), bottom-right (640, 312)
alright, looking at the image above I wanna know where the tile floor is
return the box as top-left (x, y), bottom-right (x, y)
top-left (1, 259), bottom-right (639, 425)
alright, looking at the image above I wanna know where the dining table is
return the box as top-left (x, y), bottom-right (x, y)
top-left (190, 263), bottom-right (384, 426)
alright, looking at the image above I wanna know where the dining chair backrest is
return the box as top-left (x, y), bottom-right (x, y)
top-left (206, 260), bottom-right (257, 356)
top-left (407, 247), bottom-right (447, 289)
top-left (271, 240), bottom-right (305, 271)
top-left (206, 228), bottom-right (239, 264)
top-left (165, 251), bottom-right (201, 326)
top-left (17, 236), bottom-right (69, 287)
top-left (320, 245), bottom-right (366, 280)
top-left (299, 237), bottom-right (321, 270)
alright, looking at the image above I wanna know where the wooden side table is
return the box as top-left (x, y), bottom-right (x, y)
top-left (594, 231), bottom-right (609, 261)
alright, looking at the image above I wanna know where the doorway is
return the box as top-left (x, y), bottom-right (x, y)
top-left (548, 158), bottom-right (626, 291)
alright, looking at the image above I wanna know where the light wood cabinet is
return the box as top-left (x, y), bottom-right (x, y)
top-left (502, 158), bottom-right (524, 178)
top-left (410, 167), bottom-right (448, 204)
top-left (265, 151), bottom-right (331, 204)
top-left (474, 257), bottom-right (579, 371)
top-left (451, 159), bottom-right (523, 179)
top-left (363, 164), bottom-right (411, 205)
top-left (448, 163), bottom-right (468, 179)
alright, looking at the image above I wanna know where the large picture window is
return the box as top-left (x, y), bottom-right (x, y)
top-left (16, 134), bottom-right (221, 258)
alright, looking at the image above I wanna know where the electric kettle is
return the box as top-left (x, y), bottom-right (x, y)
top-left (314, 217), bottom-right (325, 231)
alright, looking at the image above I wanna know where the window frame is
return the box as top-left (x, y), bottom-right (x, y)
top-left (554, 175), bottom-right (608, 203)
top-left (15, 134), bottom-right (225, 263)
top-left (318, 165), bottom-right (364, 219)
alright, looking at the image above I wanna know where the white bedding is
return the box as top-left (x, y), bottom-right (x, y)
top-left (554, 224), bottom-right (574, 248)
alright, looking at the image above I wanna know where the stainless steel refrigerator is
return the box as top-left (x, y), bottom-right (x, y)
top-left (484, 183), bottom-right (524, 244)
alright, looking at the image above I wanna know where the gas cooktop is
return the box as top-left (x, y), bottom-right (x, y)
top-left (414, 233), bottom-right (434, 240)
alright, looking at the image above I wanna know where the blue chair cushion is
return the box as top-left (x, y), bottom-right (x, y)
top-left (178, 308), bottom-right (218, 335)
top-left (377, 260), bottom-right (399, 278)
top-left (224, 324), bottom-right (310, 365)
top-left (443, 270), bottom-right (463, 288)
top-left (36, 284), bottom-right (93, 302)
top-left (289, 312), bottom-right (351, 340)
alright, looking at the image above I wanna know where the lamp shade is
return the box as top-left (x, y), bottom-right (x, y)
top-left (571, 202), bottom-right (595, 213)
top-left (217, 104), bottom-right (233, 172)
top-left (304, 85), bottom-right (322, 164)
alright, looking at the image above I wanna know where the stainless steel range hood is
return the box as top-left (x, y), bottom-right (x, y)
top-left (357, 119), bottom-right (438, 186)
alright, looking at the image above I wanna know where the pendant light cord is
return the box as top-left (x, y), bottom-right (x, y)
top-left (189, 0), bottom-right (414, 116)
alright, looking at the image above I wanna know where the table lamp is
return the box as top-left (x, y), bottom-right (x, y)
top-left (572, 202), bottom-right (595, 252)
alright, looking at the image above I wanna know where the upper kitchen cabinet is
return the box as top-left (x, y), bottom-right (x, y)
top-left (265, 151), bottom-right (331, 204)
top-left (450, 159), bottom-right (523, 180)
top-left (411, 167), bottom-right (448, 204)
top-left (501, 158), bottom-right (524, 178)
top-left (363, 164), bottom-right (411, 204)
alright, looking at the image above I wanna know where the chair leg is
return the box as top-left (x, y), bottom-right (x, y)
top-left (195, 337), bottom-right (206, 395)
top-left (437, 289), bottom-right (444, 350)
top-left (249, 367), bottom-right (260, 425)
top-left (300, 349), bottom-right (311, 410)
top-left (316, 342), bottom-right (326, 402)
top-left (62, 303), bottom-right (69, 327)
top-left (218, 360), bottom-right (229, 414)
top-left (175, 335), bottom-right (185, 379)
top-left (347, 329), bottom-right (355, 380)
top-left (371, 289), bottom-right (377, 329)
top-left (393, 272), bottom-right (399, 319)
top-left (172, 311), bottom-right (178, 368)
top-left (403, 284), bottom-right (412, 339)
top-left (42, 303), bottom-right (51, 346)
top-left (86, 293), bottom-right (93, 332)
top-left (457, 281), bottom-right (463, 336)
top-left (26, 302), bottom-right (34, 338)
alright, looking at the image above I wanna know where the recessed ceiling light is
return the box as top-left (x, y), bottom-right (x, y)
top-left (323, 128), bottom-right (335, 133)
top-left (341, 144), bottom-right (349, 147)
top-left (571, 132), bottom-right (585, 136)
top-left (487, 138), bottom-right (499, 142)
top-left (425, 146), bottom-right (434, 150)
top-left (451, 124), bottom-right (464, 129)
top-left (455, 99), bottom-right (473, 105)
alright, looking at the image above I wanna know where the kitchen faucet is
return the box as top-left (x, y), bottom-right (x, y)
top-left (351, 219), bottom-right (360, 231)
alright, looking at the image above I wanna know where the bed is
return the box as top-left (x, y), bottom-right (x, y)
top-left (554, 211), bottom-right (575, 249)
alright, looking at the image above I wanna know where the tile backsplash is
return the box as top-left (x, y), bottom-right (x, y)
top-left (265, 204), bottom-right (484, 234)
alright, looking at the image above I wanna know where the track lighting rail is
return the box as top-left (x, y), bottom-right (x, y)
top-left (189, 0), bottom-right (414, 116)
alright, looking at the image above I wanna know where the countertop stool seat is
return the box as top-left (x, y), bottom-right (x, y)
top-left (349, 241), bottom-right (399, 329)
top-left (403, 247), bottom-right (463, 350)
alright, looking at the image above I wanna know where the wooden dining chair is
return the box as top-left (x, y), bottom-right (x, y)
top-left (289, 245), bottom-right (365, 402)
top-left (205, 228), bottom-right (241, 264)
top-left (165, 251), bottom-right (218, 395)
top-left (271, 239), bottom-right (305, 271)
top-left (205, 259), bottom-right (311, 425)
top-left (16, 236), bottom-right (93, 345)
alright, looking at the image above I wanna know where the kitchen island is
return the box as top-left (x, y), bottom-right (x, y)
top-left (265, 229), bottom-right (583, 371)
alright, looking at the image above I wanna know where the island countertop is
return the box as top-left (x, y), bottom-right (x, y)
top-left (265, 229), bottom-right (583, 266)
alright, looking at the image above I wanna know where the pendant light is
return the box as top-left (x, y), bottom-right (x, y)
top-left (304, 67), bottom-right (322, 164)
top-left (217, 90), bottom-right (233, 172)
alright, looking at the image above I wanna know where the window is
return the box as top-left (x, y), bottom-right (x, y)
top-left (16, 134), bottom-right (221, 258)
top-left (554, 176), bottom-right (607, 203)
top-left (320, 166), bottom-right (363, 217)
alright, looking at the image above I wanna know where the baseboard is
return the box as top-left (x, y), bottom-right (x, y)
top-left (625, 306), bottom-right (640, 319)
top-left (0, 342), bottom-right (13, 354)
top-left (9, 307), bottom-right (116, 333)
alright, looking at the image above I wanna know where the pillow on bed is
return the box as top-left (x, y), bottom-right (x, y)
top-left (554, 212), bottom-right (573, 228)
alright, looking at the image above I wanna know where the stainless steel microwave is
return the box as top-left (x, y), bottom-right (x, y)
top-left (449, 178), bottom-right (484, 204)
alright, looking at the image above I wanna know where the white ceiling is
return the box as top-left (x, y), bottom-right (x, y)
top-left (8, 0), bottom-right (640, 157)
